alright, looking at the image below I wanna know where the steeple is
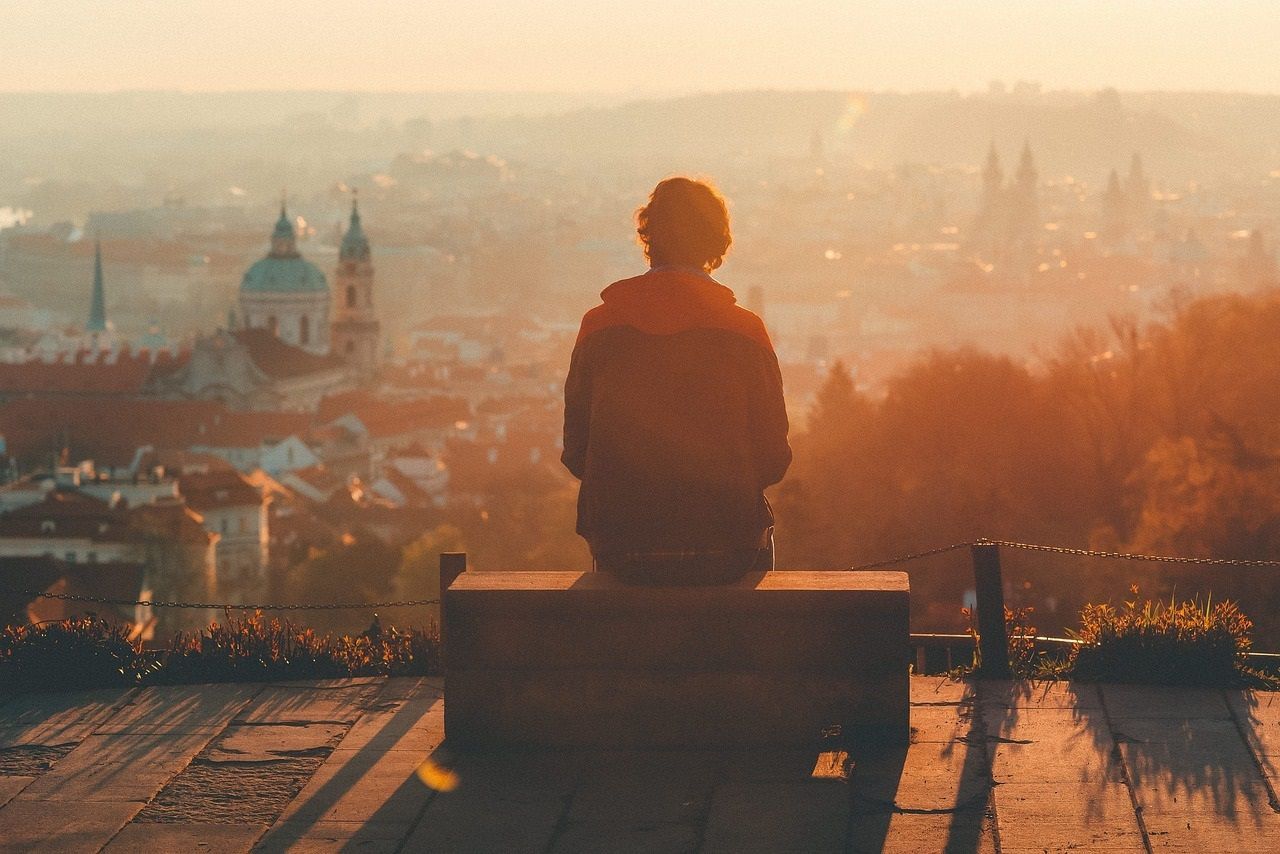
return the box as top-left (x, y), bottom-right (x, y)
top-left (332, 191), bottom-right (380, 378)
top-left (1015, 140), bottom-right (1037, 187)
top-left (87, 240), bottom-right (107, 333)
top-left (340, 194), bottom-right (370, 262)
top-left (1126, 151), bottom-right (1152, 221)
top-left (982, 142), bottom-right (1003, 185)
top-left (271, 198), bottom-right (298, 258)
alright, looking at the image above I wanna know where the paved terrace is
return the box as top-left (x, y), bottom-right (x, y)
top-left (0, 677), bottom-right (1278, 852)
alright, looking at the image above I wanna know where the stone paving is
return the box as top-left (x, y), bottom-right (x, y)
top-left (0, 677), bottom-right (1277, 852)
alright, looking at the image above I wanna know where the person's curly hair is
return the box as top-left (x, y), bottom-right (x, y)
top-left (636, 177), bottom-right (732, 272)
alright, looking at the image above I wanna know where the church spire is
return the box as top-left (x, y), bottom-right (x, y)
top-left (87, 240), bottom-right (107, 333)
top-left (340, 191), bottom-right (370, 262)
top-left (983, 142), bottom-right (1003, 184)
top-left (1015, 139), bottom-right (1037, 187)
top-left (270, 197), bottom-right (298, 258)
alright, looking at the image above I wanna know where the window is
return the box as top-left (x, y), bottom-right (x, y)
top-left (299, 314), bottom-right (310, 345)
top-left (87, 551), bottom-right (98, 564)
top-left (346, 285), bottom-right (357, 309)
top-left (268, 315), bottom-right (279, 334)
top-left (221, 518), bottom-right (229, 535)
top-left (346, 340), bottom-right (356, 355)
top-left (65, 551), bottom-right (76, 563)
top-left (40, 520), bottom-right (55, 533)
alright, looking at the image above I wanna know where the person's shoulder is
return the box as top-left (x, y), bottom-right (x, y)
top-left (575, 303), bottom-right (615, 345)
top-left (719, 302), bottom-right (774, 352)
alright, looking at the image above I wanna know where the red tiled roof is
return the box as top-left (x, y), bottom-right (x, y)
top-left (354, 396), bottom-right (472, 440)
top-left (194, 410), bottom-right (313, 449)
top-left (284, 464), bottom-right (345, 494)
top-left (134, 449), bottom-right (236, 476)
top-left (128, 501), bottom-right (215, 545)
top-left (0, 352), bottom-right (158, 396)
top-left (317, 389), bottom-right (378, 421)
top-left (178, 470), bottom-right (261, 511)
top-left (0, 489), bottom-right (147, 543)
top-left (0, 397), bottom-right (225, 466)
top-left (233, 329), bottom-right (347, 380)
top-left (409, 312), bottom-right (539, 338)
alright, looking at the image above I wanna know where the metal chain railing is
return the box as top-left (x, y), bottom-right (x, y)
top-left (11, 538), bottom-right (1279, 612)
top-left (848, 541), bottom-right (972, 570)
top-left (17, 591), bottom-right (439, 611)
top-left (848, 537), bottom-right (1280, 570)
top-left (987, 539), bottom-right (1280, 567)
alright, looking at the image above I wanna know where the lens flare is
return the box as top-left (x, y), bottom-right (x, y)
top-left (416, 758), bottom-right (460, 792)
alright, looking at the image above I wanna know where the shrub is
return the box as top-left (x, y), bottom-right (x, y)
top-left (156, 611), bottom-right (440, 685)
top-left (1067, 591), bottom-right (1255, 686)
top-left (0, 612), bottom-right (440, 694)
top-left (0, 617), bottom-right (142, 691)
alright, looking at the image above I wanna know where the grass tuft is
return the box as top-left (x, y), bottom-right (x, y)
top-left (0, 612), bottom-right (439, 694)
top-left (1067, 589), bottom-right (1263, 687)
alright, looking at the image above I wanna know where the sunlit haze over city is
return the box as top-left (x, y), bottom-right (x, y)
top-left (4, 11), bottom-right (1280, 848)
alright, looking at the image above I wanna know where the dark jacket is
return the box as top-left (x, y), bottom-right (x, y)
top-left (562, 267), bottom-right (791, 555)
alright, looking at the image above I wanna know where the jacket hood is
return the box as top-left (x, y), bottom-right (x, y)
top-left (591, 268), bottom-right (740, 336)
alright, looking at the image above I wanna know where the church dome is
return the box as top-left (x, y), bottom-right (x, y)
top-left (241, 205), bottom-right (329, 294)
top-left (241, 255), bottom-right (329, 294)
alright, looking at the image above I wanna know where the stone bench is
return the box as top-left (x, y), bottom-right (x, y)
top-left (443, 570), bottom-right (909, 749)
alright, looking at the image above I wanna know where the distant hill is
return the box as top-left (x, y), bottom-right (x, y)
top-left (459, 89), bottom-right (1276, 178)
top-left (2, 88), bottom-right (1277, 198)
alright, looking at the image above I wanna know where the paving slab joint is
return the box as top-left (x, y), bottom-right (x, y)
top-left (1098, 687), bottom-right (1156, 853)
top-left (1222, 688), bottom-right (1280, 814)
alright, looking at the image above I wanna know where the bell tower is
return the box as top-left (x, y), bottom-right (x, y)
top-left (331, 195), bottom-right (381, 377)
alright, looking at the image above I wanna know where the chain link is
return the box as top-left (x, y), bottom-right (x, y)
top-left (987, 539), bottom-right (1280, 567)
top-left (850, 538), bottom-right (1280, 570)
top-left (20, 591), bottom-right (439, 611)
top-left (849, 542), bottom-right (973, 571)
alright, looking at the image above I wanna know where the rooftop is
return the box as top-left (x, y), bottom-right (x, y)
top-left (1, 676), bottom-right (1277, 851)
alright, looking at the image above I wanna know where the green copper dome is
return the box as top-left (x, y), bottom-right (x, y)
top-left (241, 255), bottom-right (329, 293)
top-left (241, 205), bottom-right (329, 294)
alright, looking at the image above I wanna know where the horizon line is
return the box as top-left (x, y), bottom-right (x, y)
top-left (2, 86), bottom-right (1280, 98)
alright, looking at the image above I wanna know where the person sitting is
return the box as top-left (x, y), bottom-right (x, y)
top-left (561, 176), bottom-right (791, 585)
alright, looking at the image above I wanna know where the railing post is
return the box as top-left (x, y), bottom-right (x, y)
top-left (439, 552), bottom-right (467, 670)
top-left (440, 552), bottom-right (468, 594)
top-left (971, 541), bottom-right (1011, 678)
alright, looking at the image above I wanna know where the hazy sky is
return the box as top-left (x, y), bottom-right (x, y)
top-left (3, 0), bottom-right (1277, 94)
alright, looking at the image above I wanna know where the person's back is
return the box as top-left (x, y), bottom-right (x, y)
top-left (562, 177), bottom-right (791, 584)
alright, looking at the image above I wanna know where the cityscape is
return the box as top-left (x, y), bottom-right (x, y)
top-left (2, 87), bottom-right (1278, 638)
top-left (3, 3), bottom-right (1280, 851)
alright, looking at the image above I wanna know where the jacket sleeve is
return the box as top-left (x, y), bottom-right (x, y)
top-left (561, 335), bottom-right (592, 480)
top-left (752, 344), bottom-right (792, 488)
